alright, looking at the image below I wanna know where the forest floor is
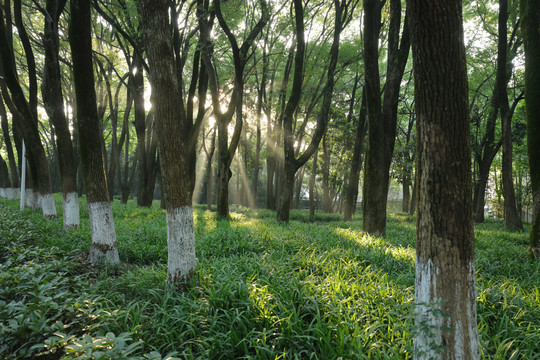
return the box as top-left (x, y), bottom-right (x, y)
top-left (0, 195), bottom-right (539, 359)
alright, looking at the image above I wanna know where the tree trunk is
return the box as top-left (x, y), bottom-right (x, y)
top-left (277, 164), bottom-right (296, 222)
top-left (132, 54), bottom-right (155, 207)
top-left (140, 0), bottom-right (197, 288)
top-left (520, 0), bottom-right (540, 255)
top-left (321, 133), bottom-right (332, 213)
top-left (277, 0), bottom-right (347, 222)
top-left (409, 0), bottom-right (480, 358)
top-left (42, 0), bottom-right (79, 229)
top-left (205, 128), bottom-right (216, 210)
top-left (70, 0), bottom-right (119, 264)
top-left (309, 149), bottom-right (318, 221)
top-left (0, 93), bottom-right (19, 198)
top-left (409, 174), bottom-right (416, 215)
top-left (362, 0), bottom-right (410, 234)
top-left (497, 0), bottom-right (522, 230)
top-left (344, 88), bottom-right (367, 221)
top-left (402, 171), bottom-right (410, 213)
top-left (0, 5), bottom-right (57, 219)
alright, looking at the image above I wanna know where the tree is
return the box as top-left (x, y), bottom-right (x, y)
top-left (41, 0), bottom-right (80, 229)
top-left (362, 0), bottom-right (410, 235)
top-left (344, 82), bottom-right (367, 221)
top-left (70, 0), bottom-right (119, 264)
top-left (198, 0), bottom-right (268, 219)
top-left (139, 0), bottom-right (198, 287)
top-left (497, 0), bottom-right (523, 230)
top-left (408, 0), bottom-right (480, 358)
top-left (0, 92), bottom-right (19, 199)
top-left (0, 2), bottom-right (57, 219)
top-left (276, 0), bottom-right (355, 222)
top-left (520, 0), bottom-right (540, 256)
top-left (93, 0), bottom-right (158, 207)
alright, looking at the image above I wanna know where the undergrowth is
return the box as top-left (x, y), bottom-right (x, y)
top-left (0, 196), bottom-right (538, 359)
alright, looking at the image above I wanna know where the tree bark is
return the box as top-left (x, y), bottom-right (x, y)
top-left (70, 0), bottom-right (119, 264)
top-left (409, 0), bottom-right (480, 358)
top-left (362, 0), bottom-right (410, 235)
top-left (520, 0), bottom-right (540, 255)
top-left (0, 93), bottom-right (19, 197)
top-left (132, 54), bottom-right (157, 207)
top-left (0, 5), bottom-right (57, 219)
top-left (309, 149), bottom-right (318, 221)
top-left (344, 87), bottom-right (367, 221)
top-left (497, 0), bottom-right (522, 230)
top-left (42, 0), bottom-right (79, 229)
top-left (139, 0), bottom-right (197, 288)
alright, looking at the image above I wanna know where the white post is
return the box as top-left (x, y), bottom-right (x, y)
top-left (19, 140), bottom-right (26, 211)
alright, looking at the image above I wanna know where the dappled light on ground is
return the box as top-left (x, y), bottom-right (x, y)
top-left (0, 197), bottom-right (539, 359)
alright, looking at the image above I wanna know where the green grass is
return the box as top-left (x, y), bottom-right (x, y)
top-left (0, 196), bottom-right (538, 359)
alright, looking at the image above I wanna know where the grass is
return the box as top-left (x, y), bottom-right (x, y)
top-left (0, 195), bottom-right (539, 359)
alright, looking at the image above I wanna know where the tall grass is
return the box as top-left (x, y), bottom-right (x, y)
top-left (0, 196), bottom-right (538, 359)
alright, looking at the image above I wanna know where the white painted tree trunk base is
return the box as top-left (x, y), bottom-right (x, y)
top-left (0, 188), bottom-right (6, 198)
top-left (166, 206), bottom-right (197, 287)
top-left (414, 256), bottom-right (480, 360)
top-left (62, 192), bottom-right (80, 230)
top-left (11, 188), bottom-right (20, 200)
top-left (88, 201), bottom-right (119, 264)
top-left (40, 193), bottom-right (58, 220)
top-left (25, 189), bottom-right (35, 208)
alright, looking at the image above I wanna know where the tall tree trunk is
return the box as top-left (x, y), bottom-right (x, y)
top-left (497, 0), bottom-right (522, 230)
top-left (344, 88), bottom-right (367, 221)
top-left (409, 0), bottom-right (480, 358)
top-left (402, 171), bottom-right (410, 213)
top-left (70, 0), bottom-right (119, 264)
top-left (205, 131), bottom-right (216, 211)
top-left (409, 174), bottom-right (416, 215)
top-left (0, 5), bottom-right (57, 219)
top-left (140, 0), bottom-right (197, 288)
top-left (0, 153), bottom-right (11, 196)
top-left (309, 149), bottom-right (318, 221)
top-left (132, 54), bottom-right (155, 207)
top-left (321, 133), bottom-right (332, 213)
top-left (0, 93), bottom-right (19, 198)
top-left (42, 0), bottom-right (79, 229)
top-left (520, 0), bottom-right (540, 256)
top-left (362, 0), bottom-right (410, 235)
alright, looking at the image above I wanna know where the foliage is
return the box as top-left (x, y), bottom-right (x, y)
top-left (0, 197), bottom-right (539, 359)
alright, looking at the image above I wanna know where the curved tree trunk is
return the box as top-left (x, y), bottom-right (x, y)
top-left (70, 0), bottom-right (119, 264)
top-left (409, 0), bottom-right (480, 357)
top-left (520, 0), bottom-right (540, 256)
top-left (277, 0), bottom-right (348, 222)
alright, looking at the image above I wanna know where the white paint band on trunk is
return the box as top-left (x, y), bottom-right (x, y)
top-left (88, 201), bottom-right (119, 264)
top-left (11, 188), bottom-right (20, 200)
top-left (414, 256), bottom-right (442, 359)
top-left (40, 193), bottom-right (57, 219)
top-left (167, 206), bottom-right (197, 283)
top-left (25, 189), bottom-right (34, 208)
top-left (63, 192), bottom-right (80, 230)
